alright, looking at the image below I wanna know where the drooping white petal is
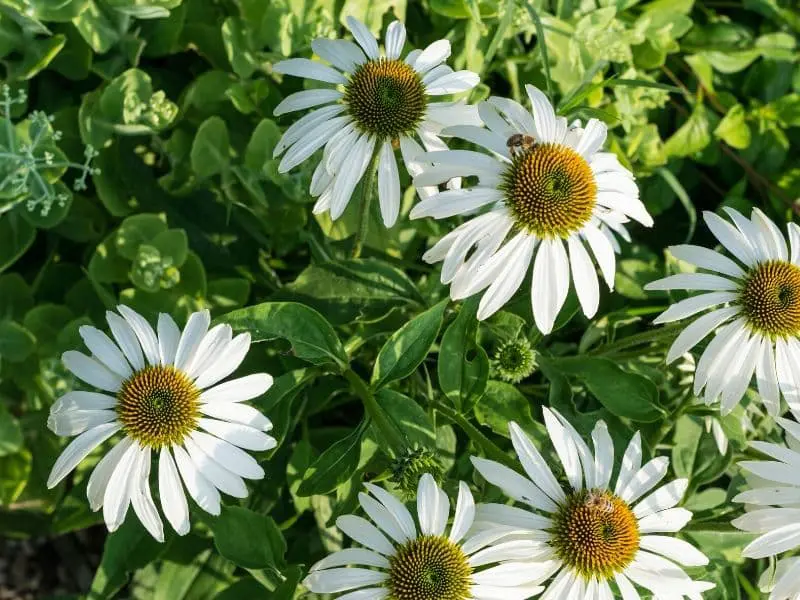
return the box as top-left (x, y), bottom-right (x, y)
top-left (531, 239), bottom-right (570, 335)
top-left (384, 21), bottom-right (406, 59)
top-left (158, 447), bottom-right (190, 535)
top-left (377, 140), bottom-right (401, 227)
top-left (172, 443), bottom-right (221, 516)
top-left (129, 446), bottom-right (165, 542)
top-left (47, 423), bottom-right (121, 488)
top-left (87, 438), bottom-right (133, 511)
top-left (102, 440), bottom-right (139, 532)
top-left (567, 235), bottom-right (600, 318)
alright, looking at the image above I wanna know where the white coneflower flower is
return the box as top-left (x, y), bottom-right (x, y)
top-left (409, 85), bottom-right (652, 333)
top-left (471, 408), bottom-right (714, 598)
top-left (645, 207), bottom-right (800, 417)
top-left (304, 473), bottom-right (547, 600)
top-left (46, 306), bottom-right (275, 541)
top-left (732, 415), bottom-right (800, 599)
top-left (272, 17), bottom-right (480, 227)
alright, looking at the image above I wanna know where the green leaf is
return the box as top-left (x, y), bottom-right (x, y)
top-left (373, 389), bottom-right (437, 450)
top-left (191, 116), bottom-right (230, 179)
top-left (285, 259), bottom-right (424, 324)
top-left (0, 273), bottom-right (33, 320)
top-left (89, 516), bottom-right (167, 598)
top-left (115, 213), bottom-right (167, 260)
top-left (211, 506), bottom-right (286, 569)
top-left (221, 17), bottom-right (258, 78)
top-left (371, 300), bottom-right (448, 390)
top-left (474, 381), bottom-right (538, 438)
top-left (296, 421), bottom-right (366, 496)
top-left (244, 119), bottom-right (281, 173)
top-left (221, 302), bottom-right (348, 370)
top-left (663, 104), bottom-right (711, 158)
top-left (438, 298), bottom-right (489, 412)
top-left (0, 213), bottom-right (35, 273)
top-left (150, 228), bottom-right (189, 268)
top-left (549, 356), bottom-right (664, 422)
top-left (0, 319), bottom-right (35, 362)
top-left (0, 404), bottom-right (23, 457)
top-left (0, 449), bottom-right (31, 504)
top-left (714, 103), bottom-right (751, 149)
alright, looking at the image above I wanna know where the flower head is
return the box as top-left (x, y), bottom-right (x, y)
top-left (645, 207), bottom-right (800, 417)
top-left (46, 306), bottom-right (275, 541)
top-left (492, 337), bottom-right (537, 383)
top-left (471, 408), bottom-right (713, 598)
top-left (411, 85), bottom-right (652, 333)
top-left (732, 415), bottom-right (800, 599)
top-left (304, 473), bottom-right (546, 600)
top-left (272, 17), bottom-right (480, 227)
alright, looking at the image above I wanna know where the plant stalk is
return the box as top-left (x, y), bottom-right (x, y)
top-left (351, 149), bottom-right (381, 259)
top-left (344, 369), bottom-right (407, 453)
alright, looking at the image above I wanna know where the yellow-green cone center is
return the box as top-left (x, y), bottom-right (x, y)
top-left (551, 489), bottom-right (640, 580)
top-left (116, 365), bottom-right (200, 448)
top-left (388, 536), bottom-right (471, 600)
top-left (501, 143), bottom-right (597, 238)
top-left (345, 58), bottom-right (427, 139)
top-left (741, 260), bottom-right (800, 338)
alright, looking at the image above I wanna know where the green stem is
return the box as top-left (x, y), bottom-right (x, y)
top-left (430, 399), bottom-right (517, 469)
top-left (351, 149), bottom-right (381, 259)
top-left (587, 322), bottom-right (685, 357)
top-left (344, 369), bottom-right (408, 453)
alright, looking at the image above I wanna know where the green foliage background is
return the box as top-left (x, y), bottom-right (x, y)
top-left (0, 0), bottom-right (798, 597)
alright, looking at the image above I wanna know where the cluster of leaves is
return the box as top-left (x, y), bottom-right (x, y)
top-left (0, 0), bottom-right (798, 597)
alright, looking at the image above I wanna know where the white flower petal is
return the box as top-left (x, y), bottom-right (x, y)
top-left (172, 443), bottom-right (221, 516)
top-left (384, 21), bottom-right (406, 60)
top-left (118, 305), bottom-right (160, 366)
top-left (62, 351), bottom-right (123, 392)
top-left (47, 423), bottom-right (120, 488)
top-left (377, 140), bottom-right (401, 227)
top-left (664, 306), bottom-right (739, 364)
top-left (157, 313), bottom-right (181, 366)
top-left (346, 16), bottom-right (379, 59)
top-left (184, 436), bottom-right (248, 498)
top-left (274, 88), bottom-right (342, 117)
top-left (194, 333), bottom-right (251, 389)
top-left (568, 235), bottom-right (600, 319)
top-left (129, 446), bottom-right (164, 542)
top-left (413, 39), bottom-right (451, 74)
top-left (106, 311), bottom-right (145, 371)
top-left (189, 431), bottom-right (264, 480)
top-left (198, 417), bottom-right (276, 452)
top-left (508, 422), bottom-right (565, 503)
top-left (653, 291), bottom-right (738, 325)
top-left (531, 239), bottom-right (569, 335)
top-left (273, 58), bottom-right (347, 84)
top-left (311, 38), bottom-right (366, 73)
top-left (87, 438), bottom-right (133, 511)
top-left (336, 515), bottom-right (396, 555)
top-left (159, 447), bottom-right (190, 535)
top-left (425, 70), bottom-right (479, 95)
top-left (330, 134), bottom-right (376, 221)
top-left (79, 326), bottom-right (132, 378)
top-left (102, 440), bottom-right (139, 532)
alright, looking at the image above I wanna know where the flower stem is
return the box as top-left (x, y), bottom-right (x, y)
top-left (587, 322), bottom-right (686, 357)
top-left (344, 369), bottom-right (408, 454)
top-left (351, 149), bottom-right (381, 259)
top-left (430, 398), bottom-right (516, 469)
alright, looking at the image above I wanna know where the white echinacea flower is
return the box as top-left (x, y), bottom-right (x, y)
top-left (409, 84), bottom-right (652, 333)
top-left (471, 408), bottom-right (714, 598)
top-left (46, 306), bottom-right (275, 541)
top-left (304, 473), bottom-right (548, 600)
top-left (732, 415), bottom-right (800, 600)
top-left (646, 207), bottom-right (800, 417)
top-left (272, 16), bottom-right (480, 227)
